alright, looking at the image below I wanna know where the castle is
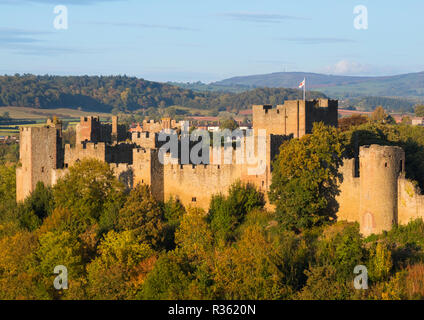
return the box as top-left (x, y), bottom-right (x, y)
top-left (16, 99), bottom-right (424, 236)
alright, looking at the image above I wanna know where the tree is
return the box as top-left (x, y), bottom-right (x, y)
top-left (0, 231), bottom-right (48, 299)
top-left (53, 159), bottom-right (126, 227)
top-left (175, 207), bottom-right (213, 261)
top-left (212, 226), bottom-right (291, 300)
top-left (315, 222), bottom-right (365, 282)
top-left (338, 114), bottom-right (368, 131)
top-left (269, 123), bottom-right (344, 231)
top-left (414, 105), bottom-right (424, 117)
top-left (162, 197), bottom-right (186, 250)
top-left (36, 231), bottom-right (85, 299)
top-left (401, 116), bottom-right (412, 125)
top-left (0, 165), bottom-right (20, 238)
top-left (117, 184), bottom-right (165, 249)
top-left (139, 251), bottom-right (195, 300)
top-left (208, 181), bottom-right (265, 244)
top-left (371, 106), bottom-right (389, 122)
top-left (17, 182), bottom-right (53, 231)
top-left (86, 230), bottom-right (155, 300)
top-left (219, 117), bottom-right (239, 131)
top-left (368, 242), bottom-right (392, 282)
top-left (0, 164), bottom-right (16, 213)
top-left (297, 265), bottom-right (355, 300)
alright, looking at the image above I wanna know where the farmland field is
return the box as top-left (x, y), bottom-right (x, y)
top-left (0, 106), bottom-right (111, 119)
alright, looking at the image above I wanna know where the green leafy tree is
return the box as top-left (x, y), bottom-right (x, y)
top-left (163, 197), bottom-right (186, 250)
top-left (117, 184), bottom-right (165, 249)
top-left (175, 207), bottom-right (213, 261)
top-left (401, 116), bottom-right (412, 125)
top-left (297, 265), bottom-right (355, 300)
top-left (368, 242), bottom-right (392, 282)
top-left (0, 231), bottom-right (48, 300)
top-left (36, 231), bottom-right (85, 299)
top-left (0, 165), bottom-right (18, 236)
top-left (139, 251), bottom-right (194, 300)
top-left (315, 222), bottom-right (365, 282)
top-left (208, 181), bottom-right (265, 244)
top-left (53, 159), bottom-right (126, 227)
top-left (213, 225), bottom-right (292, 300)
top-left (86, 230), bottom-right (155, 300)
top-left (414, 105), bottom-right (424, 117)
top-left (17, 182), bottom-right (53, 231)
top-left (269, 123), bottom-right (344, 231)
top-left (219, 118), bottom-right (239, 131)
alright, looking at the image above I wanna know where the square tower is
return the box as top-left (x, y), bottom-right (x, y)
top-left (16, 121), bottom-right (63, 202)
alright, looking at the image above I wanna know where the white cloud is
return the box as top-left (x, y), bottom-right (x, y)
top-left (321, 60), bottom-right (415, 76)
top-left (323, 60), bottom-right (370, 75)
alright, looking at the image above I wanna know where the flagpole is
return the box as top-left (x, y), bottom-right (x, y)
top-left (303, 78), bottom-right (306, 101)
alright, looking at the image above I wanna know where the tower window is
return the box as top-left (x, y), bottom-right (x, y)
top-left (192, 197), bottom-right (197, 202)
top-left (41, 167), bottom-right (44, 173)
top-left (385, 163), bottom-right (388, 168)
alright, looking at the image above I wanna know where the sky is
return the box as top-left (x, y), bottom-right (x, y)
top-left (0, 0), bottom-right (423, 82)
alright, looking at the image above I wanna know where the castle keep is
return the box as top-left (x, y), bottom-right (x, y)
top-left (16, 99), bottom-right (424, 236)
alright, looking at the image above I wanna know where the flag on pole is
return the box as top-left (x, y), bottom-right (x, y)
top-left (299, 78), bottom-right (306, 101)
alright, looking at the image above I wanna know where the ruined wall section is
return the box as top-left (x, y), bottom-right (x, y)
top-left (398, 178), bottom-right (424, 225)
top-left (336, 158), bottom-right (360, 223)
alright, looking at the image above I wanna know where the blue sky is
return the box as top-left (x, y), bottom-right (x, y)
top-left (0, 0), bottom-right (423, 82)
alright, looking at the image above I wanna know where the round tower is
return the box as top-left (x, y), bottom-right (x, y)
top-left (359, 145), bottom-right (405, 236)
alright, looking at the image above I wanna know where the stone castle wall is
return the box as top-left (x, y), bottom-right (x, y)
top-left (163, 163), bottom-right (243, 210)
top-left (16, 125), bottom-right (62, 202)
top-left (398, 178), bottom-right (424, 225)
top-left (252, 99), bottom-right (338, 138)
top-left (337, 145), bottom-right (409, 236)
top-left (16, 99), bottom-right (424, 236)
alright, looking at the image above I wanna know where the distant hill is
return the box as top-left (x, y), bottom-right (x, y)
top-left (343, 96), bottom-right (416, 113)
top-left (212, 71), bottom-right (424, 99)
top-left (167, 81), bottom-right (251, 93)
top-left (0, 75), bottom-right (326, 114)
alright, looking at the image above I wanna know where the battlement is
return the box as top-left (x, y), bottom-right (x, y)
top-left (111, 163), bottom-right (130, 170)
top-left (360, 144), bottom-right (405, 159)
top-left (167, 163), bottom-right (233, 172)
top-left (80, 116), bottom-right (100, 123)
top-left (252, 99), bottom-right (338, 137)
top-left (74, 141), bottom-right (107, 151)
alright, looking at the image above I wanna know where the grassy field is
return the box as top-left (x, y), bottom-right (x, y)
top-left (0, 106), bottom-right (104, 136)
top-left (0, 106), bottom-right (111, 119)
top-left (169, 105), bottom-right (216, 116)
